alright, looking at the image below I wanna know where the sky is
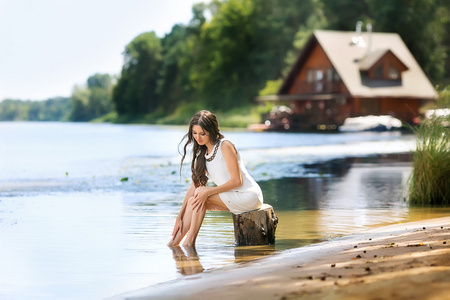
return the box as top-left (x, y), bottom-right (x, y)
top-left (0, 0), bottom-right (202, 101)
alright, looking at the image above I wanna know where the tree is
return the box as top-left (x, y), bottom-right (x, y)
top-left (69, 73), bottom-right (113, 121)
top-left (187, 0), bottom-right (315, 110)
top-left (365, 0), bottom-right (448, 81)
top-left (112, 32), bottom-right (163, 116)
top-left (0, 98), bottom-right (70, 121)
top-left (157, 24), bottom-right (195, 113)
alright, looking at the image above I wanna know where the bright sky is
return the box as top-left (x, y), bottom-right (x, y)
top-left (0, 0), bottom-right (202, 101)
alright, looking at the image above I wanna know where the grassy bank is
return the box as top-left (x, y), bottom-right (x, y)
top-left (409, 86), bottom-right (450, 204)
top-left (94, 103), bottom-right (267, 128)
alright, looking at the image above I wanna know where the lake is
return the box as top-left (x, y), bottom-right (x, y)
top-left (0, 122), bottom-right (448, 300)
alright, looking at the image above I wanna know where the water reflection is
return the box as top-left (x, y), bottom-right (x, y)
top-left (255, 154), bottom-right (415, 247)
top-left (261, 154), bottom-right (412, 211)
top-left (234, 245), bottom-right (276, 263)
top-left (170, 246), bottom-right (205, 276)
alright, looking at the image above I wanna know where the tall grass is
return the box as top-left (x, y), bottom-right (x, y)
top-left (408, 114), bottom-right (450, 204)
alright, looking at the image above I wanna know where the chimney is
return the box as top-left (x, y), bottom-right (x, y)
top-left (351, 21), bottom-right (366, 47)
top-left (366, 23), bottom-right (373, 54)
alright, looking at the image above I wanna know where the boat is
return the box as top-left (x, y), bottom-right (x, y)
top-left (338, 115), bottom-right (403, 132)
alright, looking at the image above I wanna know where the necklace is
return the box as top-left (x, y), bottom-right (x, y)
top-left (206, 140), bottom-right (221, 162)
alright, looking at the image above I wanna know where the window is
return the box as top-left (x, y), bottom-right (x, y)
top-left (374, 65), bottom-right (383, 78)
top-left (315, 70), bottom-right (324, 81)
top-left (326, 69), bottom-right (333, 82)
top-left (388, 65), bottom-right (400, 80)
top-left (307, 69), bottom-right (313, 82)
top-left (333, 70), bottom-right (340, 82)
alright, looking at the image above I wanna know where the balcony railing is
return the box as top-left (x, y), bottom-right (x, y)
top-left (291, 81), bottom-right (342, 94)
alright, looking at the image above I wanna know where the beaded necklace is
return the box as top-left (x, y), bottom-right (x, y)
top-left (206, 140), bottom-right (221, 162)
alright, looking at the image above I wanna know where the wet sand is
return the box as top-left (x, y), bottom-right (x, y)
top-left (109, 217), bottom-right (450, 300)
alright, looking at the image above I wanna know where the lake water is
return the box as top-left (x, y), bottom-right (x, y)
top-left (1, 122), bottom-right (449, 300)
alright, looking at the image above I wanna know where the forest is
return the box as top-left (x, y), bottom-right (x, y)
top-left (1, 0), bottom-right (449, 125)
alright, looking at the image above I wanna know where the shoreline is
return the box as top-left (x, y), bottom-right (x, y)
top-left (108, 216), bottom-right (450, 300)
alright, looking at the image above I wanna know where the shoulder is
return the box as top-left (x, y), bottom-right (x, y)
top-left (221, 140), bottom-right (237, 155)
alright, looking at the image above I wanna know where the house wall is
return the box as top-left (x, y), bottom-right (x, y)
top-left (379, 98), bottom-right (419, 123)
top-left (350, 97), bottom-right (420, 123)
top-left (289, 44), bottom-right (348, 95)
top-left (291, 98), bottom-right (353, 130)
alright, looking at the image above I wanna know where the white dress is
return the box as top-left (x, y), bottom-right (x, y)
top-left (205, 139), bottom-right (263, 214)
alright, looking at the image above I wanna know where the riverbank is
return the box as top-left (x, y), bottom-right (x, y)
top-left (109, 216), bottom-right (450, 300)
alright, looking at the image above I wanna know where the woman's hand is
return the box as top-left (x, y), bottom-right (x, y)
top-left (192, 186), bottom-right (211, 212)
top-left (172, 217), bottom-right (183, 237)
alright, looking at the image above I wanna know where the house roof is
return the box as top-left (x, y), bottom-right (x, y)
top-left (279, 30), bottom-right (437, 99)
top-left (358, 49), bottom-right (408, 72)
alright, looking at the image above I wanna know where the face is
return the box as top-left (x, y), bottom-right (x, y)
top-left (192, 125), bottom-right (211, 146)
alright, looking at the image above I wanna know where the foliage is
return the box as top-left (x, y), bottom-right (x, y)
top-left (259, 79), bottom-right (283, 96)
top-left (156, 102), bottom-right (205, 125)
top-left (436, 85), bottom-right (450, 108)
top-left (69, 73), bottom-right (114, 121)
top-left (0, 98), bottom-right (70, 121)
top-left (112, 32), bottom-right (163, 116)
top-left (215, 106), bottom-right (261, 127)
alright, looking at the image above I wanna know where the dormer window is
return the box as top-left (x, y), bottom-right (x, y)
top-left (388, 65), bottom-right (400, 80)
top-left (359, 48), bottom-right (408, 83)
top-left (374, 65), bottom-right (383, 78)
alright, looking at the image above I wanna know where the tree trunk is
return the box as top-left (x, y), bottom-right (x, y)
top-left (232, 204), bottom-right (278, 246)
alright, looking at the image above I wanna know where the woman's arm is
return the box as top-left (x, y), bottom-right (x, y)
top-left (193, 141), bottom-right (242, 210)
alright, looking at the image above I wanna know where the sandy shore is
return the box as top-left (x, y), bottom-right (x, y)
top-left (109, 217), bottom-right (450, 300)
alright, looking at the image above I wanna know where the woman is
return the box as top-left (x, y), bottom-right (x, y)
top-left (168, 110), bottom-right (263, 247)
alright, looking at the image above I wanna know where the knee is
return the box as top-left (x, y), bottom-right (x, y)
top-left (187, 196), bottom-right (195, 207)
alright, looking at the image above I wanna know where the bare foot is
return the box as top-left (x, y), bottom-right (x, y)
top-left (167, 240), bottom-right (180, 247)
top-left (182, 241), bottom-right (195, 248)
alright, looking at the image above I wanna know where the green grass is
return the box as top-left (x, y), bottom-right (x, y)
top-left (94, 103), bottom-right (266, 129)
top-left (408, 113), bottom-right (450, 204)
top-left (156, 104), bottom-right (265, 128)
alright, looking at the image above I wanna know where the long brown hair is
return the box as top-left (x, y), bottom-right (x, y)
top-left (180, 110), bottom-right (224, 187)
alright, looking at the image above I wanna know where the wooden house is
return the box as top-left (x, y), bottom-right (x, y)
top-left (257, 27), bottom-right (437, 130)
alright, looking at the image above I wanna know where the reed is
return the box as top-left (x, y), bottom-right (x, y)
top-left (408, 113), bottom-right (450, 204)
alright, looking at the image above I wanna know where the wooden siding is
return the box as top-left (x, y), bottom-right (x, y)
top-left (289, 43), bottom-right (347, 95)
top-left (367, 51), bottom-right (408, 80)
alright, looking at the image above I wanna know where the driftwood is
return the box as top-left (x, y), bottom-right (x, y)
top-left (232, 204), bottom-right (278, 246)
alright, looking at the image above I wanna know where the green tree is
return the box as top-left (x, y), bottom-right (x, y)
top-left (69, 86), bottom-right (91, 121)
top-left (113, 32), bottom-right (163, 116)
top-left (69, 73), bottom-right (113, 121)
top-left (188, 0), bottom-right (315, 110)
top-left (0, 98), bottom-right (70, 121)
top-left (87, 73), bottom-right (112, 89)
top-left (157, 24), bottom-right (194, 112)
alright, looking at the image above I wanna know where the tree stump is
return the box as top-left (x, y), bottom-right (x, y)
top-left (232, 204), bottom-right (278, 246)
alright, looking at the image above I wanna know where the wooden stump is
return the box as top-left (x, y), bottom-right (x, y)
top-left (232, 204), bottom-right (278, 246)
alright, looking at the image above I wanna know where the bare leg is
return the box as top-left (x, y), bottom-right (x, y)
top-left (169, 194), bottom-right (229, 247)
top-left (168, 196), bottom-right (196, 247)
top-left (182, 194), bottom-right (228, 247)
top-left (181, 198), bottom-right (206, 247)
